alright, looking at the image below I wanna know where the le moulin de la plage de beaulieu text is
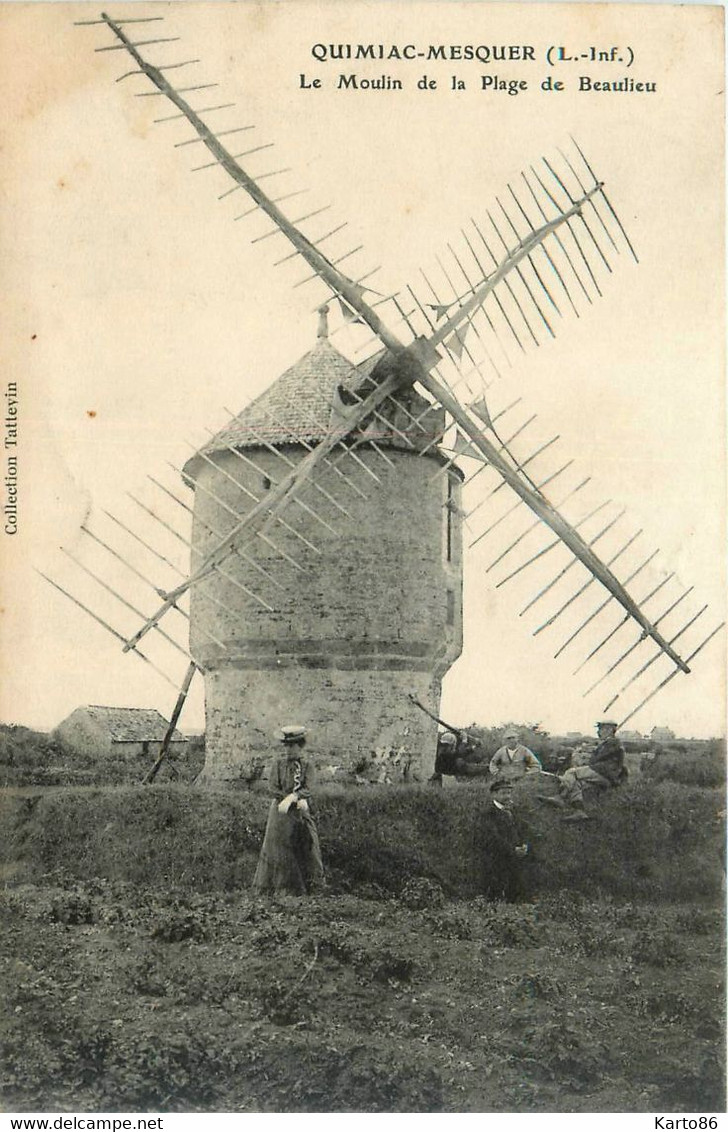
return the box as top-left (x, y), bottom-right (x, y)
top-left (299, 42), bottom-right (656, 96)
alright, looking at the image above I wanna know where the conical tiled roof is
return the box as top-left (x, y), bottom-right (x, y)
top-left (202, 337), bottom-right (360, 455)
top-left (185, 332), bottom-right (446, 476)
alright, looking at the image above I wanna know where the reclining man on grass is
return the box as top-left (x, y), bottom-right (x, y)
top-left (538, 720), bottom-right (627, 822)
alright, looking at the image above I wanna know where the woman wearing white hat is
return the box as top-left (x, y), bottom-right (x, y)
top-left (253, 725), bottom-right (324, 896)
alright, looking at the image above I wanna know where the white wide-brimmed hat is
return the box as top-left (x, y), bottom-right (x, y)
top-left (278, 724), bottom-right (307, 743)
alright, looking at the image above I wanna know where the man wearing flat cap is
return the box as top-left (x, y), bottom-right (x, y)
top-left (488, 726), bottom-right (541, 793)
top-left (541, 721), bottom-right (626, 821)
top-left (253, 724), bottom-right (324, 895)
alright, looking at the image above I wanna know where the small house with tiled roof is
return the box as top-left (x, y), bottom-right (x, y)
top-left (53, 705), bottom-right (187, 760)
top-left (182, 310), bottom-right (463, 786)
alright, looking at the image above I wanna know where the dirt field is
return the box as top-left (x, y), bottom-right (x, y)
top-left (1, 877), bottom-right (724, 1113)
top-left (1, 750), bottom-right (724, 1114)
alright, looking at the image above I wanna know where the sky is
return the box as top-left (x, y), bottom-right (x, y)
top-left (0, 0), bottom-right (725, 739)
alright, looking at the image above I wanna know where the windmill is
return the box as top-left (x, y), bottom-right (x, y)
top-left (42, 11), bottom-right (723, 784)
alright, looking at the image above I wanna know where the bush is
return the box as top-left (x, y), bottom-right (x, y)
top-left (0, 723), bottom-right (205, 788)
top-left (257, 973), bottom-right (314, 1025)
top-left (525, 1011), bottom-right (605, 1089)
top-left (150, 908), bottom-right (207, 944)
top-left (102, 1025), bottom-right (234, 1109)
top-left (399, 877), bottom-right (445, 910)
top-left (127, 953), bottom-right (168, 998)
top-left (47, 888), bottom-right (96, 926)
top-left (480, 902), bottom-right (542, 948)
top-left (642, 739), bottom-right (725, 788)
top-left (425, 906), bottom-right (474, 940)
top-left (511, 972), bottom-right (564, 1000)
top-left (314, 920), bottom-right (416, 984)
top-left (631, 928), bottom-right (687, 968)
top-left (0, 725), bottom-right (70, 787)
top-left (636, 989), bottom-right (697, 1023)
top-left (674, 907), bottom-right (720, 935)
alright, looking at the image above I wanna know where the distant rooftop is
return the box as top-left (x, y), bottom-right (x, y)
top-left (81, 706), bottom-right (186, 744)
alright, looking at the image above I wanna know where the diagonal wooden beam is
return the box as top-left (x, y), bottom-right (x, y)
top-left (414, 368), bottom-right (691, 674)
top-left (143, 660), bottom-right (199, 784)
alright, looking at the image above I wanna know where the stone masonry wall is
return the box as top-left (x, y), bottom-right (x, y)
top-left (200, 668), bottom-right (444, 785)
top-left (53, 711), bottom-right (110, 758)
top-left (186, 444), bottom-right (463, 783)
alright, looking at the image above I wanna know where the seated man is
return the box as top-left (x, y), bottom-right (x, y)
top-left (432, 730), bottom-right (490, 783)
top-left (488, 726), bottom-right (541, 792)
top-left (540, 720), bottom-right (626, 821)
top-left (429, 730), bottom-right (459, 785)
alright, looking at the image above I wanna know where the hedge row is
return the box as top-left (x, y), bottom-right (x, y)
top-left (1, 776), bottom-right (724, 904)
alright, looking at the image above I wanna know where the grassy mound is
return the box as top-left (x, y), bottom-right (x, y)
top-left (1, 777), bottom-right (724, 903)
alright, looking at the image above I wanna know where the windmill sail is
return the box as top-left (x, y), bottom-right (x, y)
top-left (48, 11), bottom-right (720, 732)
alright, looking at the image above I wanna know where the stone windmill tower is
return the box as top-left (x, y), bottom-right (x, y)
top-left (184, 310), bottom-right (463, 783)
top-left (45, 14), bottom-right (722, 787)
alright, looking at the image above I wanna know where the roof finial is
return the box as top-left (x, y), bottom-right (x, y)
top-left (317, 303), bottom-right (330, 339)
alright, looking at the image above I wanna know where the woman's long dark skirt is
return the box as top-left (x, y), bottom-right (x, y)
top-left (253, 803), bottom-right (325, 895)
